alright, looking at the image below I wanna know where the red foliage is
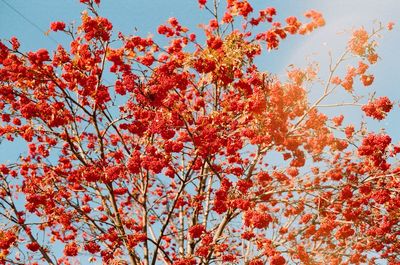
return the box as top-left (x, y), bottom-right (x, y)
top-left (64, 242), bottom-right (79, 257)
top-left (50, 21), bottom-right (66, 32)
top-left (188, 224), bottom-right (206, 238)
top-left (362, 96), bottom-right (393, 120)
top-left (0, 1), bottom-right (398, 264)
top-left (26, 242), bottom-right (41, 252)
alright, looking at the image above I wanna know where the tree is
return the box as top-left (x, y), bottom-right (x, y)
top-left (0, 0), bottom-right (398, 264)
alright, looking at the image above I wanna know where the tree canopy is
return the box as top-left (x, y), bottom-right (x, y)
top-left (0, 0), bottom-right (399, 264)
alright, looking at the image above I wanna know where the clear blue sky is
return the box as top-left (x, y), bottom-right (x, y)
top-left (0, 0), bottom-right (399, 160)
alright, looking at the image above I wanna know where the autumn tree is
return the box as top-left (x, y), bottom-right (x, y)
top-left (0, 0), bottom-right (399, 264)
